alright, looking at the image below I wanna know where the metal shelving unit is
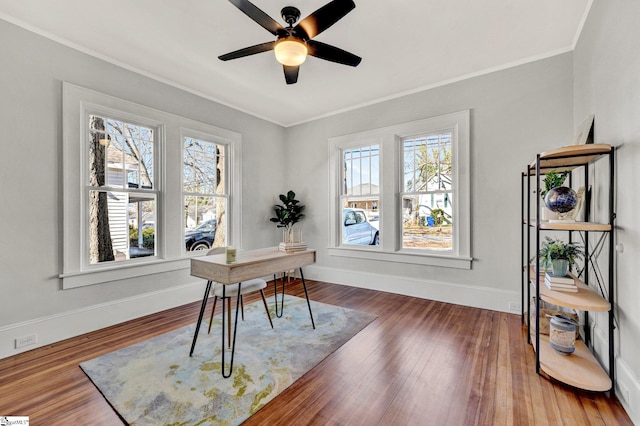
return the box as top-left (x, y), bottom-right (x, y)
top-left (521, 144), bottom-right (615, 394)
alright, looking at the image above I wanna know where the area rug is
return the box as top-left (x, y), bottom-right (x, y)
top-left (80, 296), bottom-right (377, 425)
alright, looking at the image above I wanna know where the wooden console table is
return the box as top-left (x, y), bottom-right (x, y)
top-left (189, 247), bottom-right (316, 377)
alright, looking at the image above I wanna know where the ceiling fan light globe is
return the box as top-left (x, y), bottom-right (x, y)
top-left (274, 38), bottom-right (307, 66)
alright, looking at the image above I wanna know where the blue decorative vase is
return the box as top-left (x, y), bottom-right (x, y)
top-left (545, 186), bottom-right (577, 214)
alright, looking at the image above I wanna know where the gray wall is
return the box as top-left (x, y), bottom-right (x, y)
top-left (573, 1), bottom-right (640, 421)
top-left (0, 19), bottom-right (285, 347)
top-left (285, 54), bottom-right (574, 311)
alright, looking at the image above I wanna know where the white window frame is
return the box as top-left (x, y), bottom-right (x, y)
top-left (83, 107), bottom-right (162, 268)
top-left (61, 82), bottom-right (241, 288)
top-left (339, 142), bottom-right (381, 246)
top-left (328, 110), bottom-right (471, 269)
top-left (181, 128), bottom-right (239, 253)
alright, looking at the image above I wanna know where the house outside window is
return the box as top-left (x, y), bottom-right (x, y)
top-left (328, 110), bottom-right (471, 269)
top-left (88, 114), bottom-right (157, 264)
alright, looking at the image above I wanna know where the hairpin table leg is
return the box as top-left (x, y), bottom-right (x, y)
top-left (274, 273), bottom-right (285, 318)
top-left (299, 268), bottom-right (315, 329)
top-left (189, 280), bottom-right (213, 357)
top-left (221, 283), bottom-right (242, 378)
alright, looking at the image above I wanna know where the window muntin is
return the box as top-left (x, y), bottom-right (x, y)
top-left (340, 144), bottom-right (380, 246)
top-left (401, 132), bottom-right (453, 251)
top-left (87, 114), bottom-right (157, 265)
top-left (183, 136), bottom-right (228, 251)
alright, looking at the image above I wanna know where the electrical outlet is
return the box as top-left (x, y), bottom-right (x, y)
top-left (15, 333), bottom-right (37, 348)
top-left (508, 302), bottom-right (521, 313)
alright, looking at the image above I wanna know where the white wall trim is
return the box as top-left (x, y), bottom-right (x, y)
top-left (586, 310), bottom-right (635, 423)
top-left (0, 279), bottom-right (206, 360)
top-left (615, 357), bottom-right (640, 425)
top-left (305, 265), bottom-right (519, 314)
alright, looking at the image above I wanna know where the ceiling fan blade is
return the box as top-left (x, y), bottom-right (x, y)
top-left (283, 65), bottom-right (299, 84)
top-left (307, 40), bottom-right (361, 67)
top-left (228, 0), bottom-right (283, 35)
top-left (295, 0), bottom-right (355, 40)
top-left (218, 41), bottom-right (275, 61)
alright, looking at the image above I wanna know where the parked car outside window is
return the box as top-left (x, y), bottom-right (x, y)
top-left (343, 208), bottom-right (379, 245)
top-left (185, 219), bottom-right (217, 251)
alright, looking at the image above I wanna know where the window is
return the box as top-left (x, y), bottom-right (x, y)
top-left (183, 134), bottom-right (228, 252)
top-left (88, 114), bottom-right (158, 264)
top-left (340, 144), bottom-right (380, 246)
top-left (328, 110), bottom-right (471, 269)
top-left (62, 83), bottom-right (242, 288)
top-left (401, 132), bottom-right (453, 251)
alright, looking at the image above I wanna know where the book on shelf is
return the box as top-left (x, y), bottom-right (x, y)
top-left (544, 272), bottom-right (577, 292)
top-left (544, 272), bottom-right (575, 284)
top-left (545, 282), bottom-right (578, 292)
top-left (544, 279), bottom-right (577, 293)
top-left (544, 280), bottom-right (576, 289)
top-left (279, 242), bottom-right (307, 253)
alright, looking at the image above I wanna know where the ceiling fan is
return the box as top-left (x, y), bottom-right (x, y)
top-left (219, 0), bottom-right (362, 84)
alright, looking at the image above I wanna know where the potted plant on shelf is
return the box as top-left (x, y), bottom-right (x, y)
top-left (270, 190), bottom-right (305, 244)
top-left (538, 236), bottom-right (584, 277)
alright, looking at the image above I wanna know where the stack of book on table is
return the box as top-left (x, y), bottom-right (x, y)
top-left (279, 242), bottom-right (307, 253)
top-left (544, 272), bottom-right (578, 292)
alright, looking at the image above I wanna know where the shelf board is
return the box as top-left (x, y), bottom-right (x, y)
top-left (524, 219), bottom-right (612, 232)
top-left (540, 281), bottom-right (611, 312)
top-left (531, 334), bottom-right (611, 392)
top-left (529, 269), bottom-right (611, 311)
top-left (527, 144), bottom-right (612, 175)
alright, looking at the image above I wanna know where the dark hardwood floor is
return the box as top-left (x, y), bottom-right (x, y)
top-left (0, 280), bottom-right (631, 425)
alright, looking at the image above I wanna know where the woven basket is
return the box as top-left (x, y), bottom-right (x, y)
top-left (529, 298), bottom-right (580, 338)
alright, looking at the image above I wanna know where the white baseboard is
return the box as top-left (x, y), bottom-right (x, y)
top-left (0, 279), bottom-right (206, 360)
top-left (616, 357), bottom-right (640, 425)
top-left (305, 265), bottom-right (520, 313)
top-left (578, 311), bottom-right (636, 424)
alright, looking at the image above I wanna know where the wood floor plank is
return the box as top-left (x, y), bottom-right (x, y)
top-left (0, 280), bottom-right (632, 425)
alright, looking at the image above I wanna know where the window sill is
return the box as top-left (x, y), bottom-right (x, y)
top-left (60, 257), bottom-right (193, 289)
top-left (327, 247), bottom-right (472, 270)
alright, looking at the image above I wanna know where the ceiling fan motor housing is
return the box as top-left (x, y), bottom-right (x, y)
top-left (281, 6), bottom-right (301, 27)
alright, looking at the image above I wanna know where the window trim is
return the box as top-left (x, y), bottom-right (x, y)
top-left (328, 111), bottom-right (471, 269)
top-left (61, 82), bottom-right (242, 288)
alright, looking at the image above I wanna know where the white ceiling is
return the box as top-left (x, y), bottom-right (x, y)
top-left (0, 0), bottom-right (590, 127)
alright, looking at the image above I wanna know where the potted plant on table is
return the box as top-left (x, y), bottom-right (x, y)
top-left (538, 236), bottom-right (584, 277)
top-left (270, 190), bottom-right (305, 244)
